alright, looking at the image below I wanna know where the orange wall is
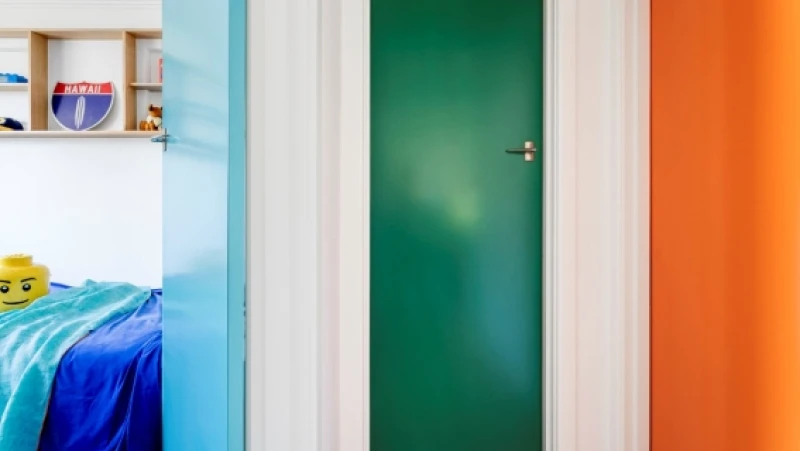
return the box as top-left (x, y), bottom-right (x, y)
top-left (652, 1), bottom-right (800, 450)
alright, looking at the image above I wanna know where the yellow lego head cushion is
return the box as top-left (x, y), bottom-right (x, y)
top-left (0, 254), bottom-right (51, 313)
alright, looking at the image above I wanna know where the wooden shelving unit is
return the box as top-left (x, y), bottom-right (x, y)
top-left (0, 28), bottom-right (162, 138)
top-left (0, 131), bottom-right (156, 138)
top-left (0, 83), bottom-right (27, 92)
top-left (130, 83), bottom-right (162, 91)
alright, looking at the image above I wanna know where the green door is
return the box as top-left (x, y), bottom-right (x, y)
top-left (371, 0), bottom-right (544, 450)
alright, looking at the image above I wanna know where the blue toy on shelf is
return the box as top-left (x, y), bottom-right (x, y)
top-left (0, 118), bottom-right (24, 131)
top-left (0, 73), bottom-right (28, 83)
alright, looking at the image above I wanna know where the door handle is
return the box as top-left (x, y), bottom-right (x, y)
top-left (505, 140), bottom-right (536, 162)
top-left (151, 128), bottom-right (169, 152)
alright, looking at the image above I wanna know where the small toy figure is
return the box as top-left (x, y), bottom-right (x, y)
top-left (0, 254), bottom-right (51, 313)
top-left (0, 117), bottom-right (23, 131)
top-left (139, 104), bottom-right (163, 131)
top-left (0, 73), bottom-right (28, 83)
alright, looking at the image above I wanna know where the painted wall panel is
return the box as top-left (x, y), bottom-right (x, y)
top-left (652, 1), bottom-right (800, 450)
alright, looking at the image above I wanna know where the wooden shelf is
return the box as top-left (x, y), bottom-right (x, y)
top-left (0, 131), bottom-right (157, 138)
top-left (29, 31), bottom-right (48, 130)
top-left (0, 83), bottom-right (27, 92)
top-left (130, 82), bottom-right (162, 91)
top-left (0, 30), bottom-right (28, 38)
top-left (123, 32), bottom-right (162, 131)
top-left (0, 27), bottom-right (163, 134)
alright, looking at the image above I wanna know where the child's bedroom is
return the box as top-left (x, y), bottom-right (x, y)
top-left (0, 1), bottom-right (246, 450)
top-left (0, 14), bottom-right (164, 451)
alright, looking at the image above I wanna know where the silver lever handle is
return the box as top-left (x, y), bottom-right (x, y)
top-left (505, 140), bottom-right (536, 162)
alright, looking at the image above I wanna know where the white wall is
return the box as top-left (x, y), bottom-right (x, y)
top-left (0, 140), bottom-right (162, 286)
top-left (0, 0), bottom-right (162, 30)
top-left (0, 0), bottom-right (163, 287)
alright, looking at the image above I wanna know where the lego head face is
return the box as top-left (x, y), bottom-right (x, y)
top-left (0, 254), bottom-right (50, 313)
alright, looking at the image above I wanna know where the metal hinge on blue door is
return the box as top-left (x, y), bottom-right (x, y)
top-left (150, 128), bottom-right (169, 151)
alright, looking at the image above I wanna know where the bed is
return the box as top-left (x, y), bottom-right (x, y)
top-left (37, 283), bottom-right (163, 451)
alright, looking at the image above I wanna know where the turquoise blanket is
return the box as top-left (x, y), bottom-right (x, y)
top-left (0, 281), bottom-right (151, 451)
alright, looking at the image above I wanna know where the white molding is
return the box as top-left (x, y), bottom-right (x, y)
top-left (625, 0), bottom-right (650, 448)
top-left (544, 0), bottom-right (578, 448)
top-left (334, 0), bottom-right (370, 449)
top-left (247, 0), bottom-right (650, 450)
top-left (552, 0), bottom-right (650, 449)
top-left (0, 0), bottom-right (161, 29)
top-left (247, 0), bottom-right (320, 450)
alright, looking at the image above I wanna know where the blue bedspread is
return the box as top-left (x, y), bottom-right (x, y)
top-left (0, 281), bottom-right (151, 451)
top-left (38, 283), bottom-right (163, 451)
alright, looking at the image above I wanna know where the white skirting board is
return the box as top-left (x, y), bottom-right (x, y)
top-left (247, 1), bottom-right (650, 451)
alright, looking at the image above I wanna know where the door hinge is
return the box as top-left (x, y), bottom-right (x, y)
top-left (243, 283), bottom-right (247, 344)
top-left (150, 128), bottom-right (169, 152)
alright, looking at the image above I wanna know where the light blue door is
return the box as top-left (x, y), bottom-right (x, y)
top-left (161, 0), bottom-right (247, 449)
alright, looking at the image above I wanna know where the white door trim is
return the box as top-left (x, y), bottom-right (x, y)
top-left (247, 0), bottom-right (650, 449)
top-left (247, 0), bottom-right (321, 449)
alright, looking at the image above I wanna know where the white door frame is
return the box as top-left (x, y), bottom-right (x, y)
top-left (247, 0), bottom-right (650, 450)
